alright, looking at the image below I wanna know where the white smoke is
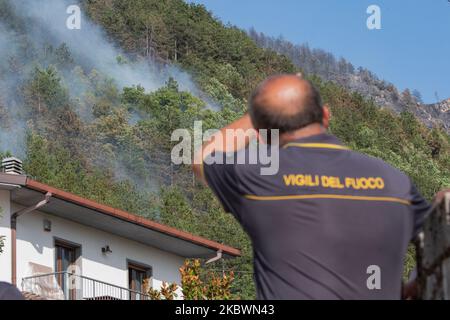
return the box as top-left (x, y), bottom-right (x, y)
top-left (0, 0), bottom-right (218, 187)
top-left (7, 0), bottom-right (213, 92)
top-left (0, 21), bottom-right (28, 157)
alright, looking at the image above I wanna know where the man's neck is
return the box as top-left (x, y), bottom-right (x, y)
top-left (279, 123), bottom-right (327, 146)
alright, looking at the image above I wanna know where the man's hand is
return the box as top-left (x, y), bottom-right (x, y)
top-left (192, 113), bottom-right (256, 184)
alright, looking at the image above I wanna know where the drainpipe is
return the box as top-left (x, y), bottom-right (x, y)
top-left (205, 250), bottom-right (222, 264)
top-left (11, 192), bottom-right (52, 286)
top-left (206, 250), bottom-right (224, 276)
top-left (205, 250), bottom-right (222, 265)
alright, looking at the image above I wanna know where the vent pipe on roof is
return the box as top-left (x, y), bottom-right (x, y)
top-left (2, 157), bottom-right (23, 175)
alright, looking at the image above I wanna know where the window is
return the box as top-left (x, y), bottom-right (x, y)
top-left (54, 239), bottom-right (80, 299)
top-left (128, 262), bottom-right (152, 300)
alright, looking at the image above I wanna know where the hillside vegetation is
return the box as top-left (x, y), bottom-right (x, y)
top-left (0, 0), bottom-right (448, 298)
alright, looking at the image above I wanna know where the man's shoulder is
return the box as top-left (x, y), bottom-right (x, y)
top-left (347, 149), bottom-right (410, 182)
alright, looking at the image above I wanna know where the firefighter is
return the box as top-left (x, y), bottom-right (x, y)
top-left (0, 282), bottom-right (24, 300)
top-left (192, 74), bottom-right (431, 299)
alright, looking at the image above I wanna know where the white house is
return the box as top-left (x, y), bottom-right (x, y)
top-left (0, 158), bottom-right (240, 300)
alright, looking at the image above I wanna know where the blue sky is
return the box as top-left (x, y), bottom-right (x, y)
top-left (189, 0), bottom-right (450, 103)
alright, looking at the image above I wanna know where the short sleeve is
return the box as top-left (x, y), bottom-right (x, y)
top-left (409, 182), bottom-right (431, 239)
top-left (203, 152), bottom-right (242, 219)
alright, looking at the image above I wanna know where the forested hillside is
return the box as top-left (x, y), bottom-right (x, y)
top-left (0, 0), bottom-right (449, 298)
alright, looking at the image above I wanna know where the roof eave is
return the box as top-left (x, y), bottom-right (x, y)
top-left (0, 172), bottom-right (241, 257)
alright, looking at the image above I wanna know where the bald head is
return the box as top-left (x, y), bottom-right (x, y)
top-left (249, 74), bottom-right (324, 133)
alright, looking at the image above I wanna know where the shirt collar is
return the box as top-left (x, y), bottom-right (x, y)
top-left (282, 133), bottom-right (348, 150)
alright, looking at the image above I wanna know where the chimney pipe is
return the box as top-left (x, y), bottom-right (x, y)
top-left (1, 157), bottom-right (23, 175)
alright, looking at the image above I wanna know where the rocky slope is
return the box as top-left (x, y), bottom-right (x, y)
top-left (248, 30), bottom-right (449, 133)
top-left (418, 99), bottom-right (450, 132)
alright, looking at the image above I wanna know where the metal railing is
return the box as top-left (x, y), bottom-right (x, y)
top-left (22, 272), bottom-right (151, 300)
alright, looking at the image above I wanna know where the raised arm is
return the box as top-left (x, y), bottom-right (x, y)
top-left (192, 113), bottom-right (256, 184)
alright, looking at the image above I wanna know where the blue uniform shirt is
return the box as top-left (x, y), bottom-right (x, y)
top-left (204, 133), bottom-right (430, 300)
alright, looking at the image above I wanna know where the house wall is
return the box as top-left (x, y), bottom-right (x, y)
top-left (0, 190), bottom-right (12, 283)
top-left (5, 198), bottom-right (185, 298)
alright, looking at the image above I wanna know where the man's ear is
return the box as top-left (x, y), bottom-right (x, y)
top-left (322, 105), bottom-right (330, 129)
